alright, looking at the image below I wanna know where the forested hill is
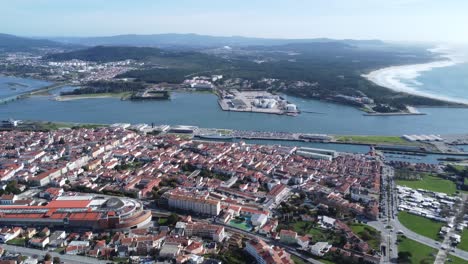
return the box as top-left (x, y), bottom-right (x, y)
top-left (44, 46), bottom-right (168, 62)
top-left (42, 42), bottom-right (447, 107)
top-left (0, 33), bottom-right (67, 52)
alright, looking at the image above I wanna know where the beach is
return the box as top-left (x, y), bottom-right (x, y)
top-left (363, 46), bottom-right (468, 105)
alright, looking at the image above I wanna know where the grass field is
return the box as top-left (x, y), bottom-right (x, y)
top-left (289, 221), bottom-right (341, 244)
top-left (335, 135), bottom-right (413, 145)
top-left (396, 174), bottom-right (458, 195)
top-left (349, 223), bottom-right (381, 251)
top-left (446, 254), bottom-right (468, 264)
top-left (398, 212), bottom-right (444, 241)
top-left (458, 229), bottom-right (468, 251)
top-left (397, 235), bottom-right (436, 264)
top-left (6, 237), bottom-right (26, 246)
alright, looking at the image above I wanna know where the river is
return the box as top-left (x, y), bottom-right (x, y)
top-left (2, 76), bottom-right (468, 135)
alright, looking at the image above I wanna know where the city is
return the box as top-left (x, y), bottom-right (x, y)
top-left (2, 1), bottom-right (468, 264)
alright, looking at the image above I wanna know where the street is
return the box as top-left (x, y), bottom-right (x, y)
top-left (1, 244), bottom-right (109, 264)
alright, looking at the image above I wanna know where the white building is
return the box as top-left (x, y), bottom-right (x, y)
top-left (310, 242), bottom-right (332, 257)
top-left (251, 213), bottom-right (268, 227)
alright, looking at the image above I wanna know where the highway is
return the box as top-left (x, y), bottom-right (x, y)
top-left (2, 244), bottom-right (109, 264)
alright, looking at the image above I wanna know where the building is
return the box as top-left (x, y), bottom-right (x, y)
top-left (318, 215), bottom-right (336, 229)
top-left (163, 189), bottom-right (221, 216)
top-left (184, 223), bottom-right (225, 242)
top-left (0, 227), bottom-right (21, 243)
top-left (310, 242), bottom-right (332, 257)
top-left (0, 195), bottom-right (151, 231)
top-left (279, 229), bottom-right (298, 244)
top-left (0, 194), bottom-right (17, 205)
top-left (296, 149), bottom-right (334, 161)
top-left (298, 147), bottom-right (337, 158)
top-left (267, 184), bottom-right (290, 203)
top-left (245, 239), bottom-right (293, 264)
top-left (159, 242), bottom-right (181, 258)
top-left (29, 237), bottom-right (49, 249)
top-left (251, 213), bottom-right (268, 227)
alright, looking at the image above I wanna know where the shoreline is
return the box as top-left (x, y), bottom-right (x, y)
top-left (363, 46), bottom-right (468, 105)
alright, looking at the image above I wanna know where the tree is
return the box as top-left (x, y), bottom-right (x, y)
top-left (166, 213), bottom-right (179, 226)
top-left (398, 251), bottom-right (412, 263)
top-left (53, 257), bottom-right (61, 264)
top-left (44, 253), bottom-right (52, 261)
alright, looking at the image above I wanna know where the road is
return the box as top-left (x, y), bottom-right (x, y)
top-left (377, 164), bottom-right (398, 263)
top-left (1, 244), bottom-right (108, 264)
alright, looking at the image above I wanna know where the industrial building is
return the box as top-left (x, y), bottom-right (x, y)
top-left (402, 134), bottom-right (443, 142)
top-left (296, 147), bottom-right (337, 161)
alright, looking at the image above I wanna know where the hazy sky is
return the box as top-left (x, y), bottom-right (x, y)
top-left (2, 0), bottom-right (468, 43)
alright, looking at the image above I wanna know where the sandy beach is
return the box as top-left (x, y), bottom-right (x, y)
top-left (362, 46), bottom-right (468, 105)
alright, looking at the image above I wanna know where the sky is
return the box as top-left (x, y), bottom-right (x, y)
top-left (1, 0), bottom-right (468, 43)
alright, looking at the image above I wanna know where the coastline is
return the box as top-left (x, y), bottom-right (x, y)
top-left (362, 46), bottom-right (468, 105)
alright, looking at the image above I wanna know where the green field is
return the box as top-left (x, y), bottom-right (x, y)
top-left (289, 221), bottom-right (342, 244)
top-left (6, 238), bottom-right (26, 246)
top-left (335, 135), bottom-right (413, 145)
top-left (397, 235), bottom-right (436, 264)
top-left (396, 174), bottom-right (458, 195)
top-left (349, 223), bottom-right (381, 251)
top-left (446, 254), bottom-right (468, 264)
top-left (458, 229), bottom-right (468, 251)
top-left (398, 212), bottom-right (444, 241)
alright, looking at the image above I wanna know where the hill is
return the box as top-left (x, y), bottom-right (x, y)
top-left (49, 33), bottom-right (388, 49)
top-left (45, 46), bottom-right (166, 62)
top-left (0, 33), bottom-right (67, 52)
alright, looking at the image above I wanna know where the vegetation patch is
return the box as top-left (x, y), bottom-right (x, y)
top-left (396, 172), bottom-right (458, 195)
top-left (335, 135), bottom-right (412, 145)
top-left (349, 223), bottom-right (381, 251)
top-left (446, 254), bottom-right (468, 264)
top-left (458, 229), bottom-right (468, 251)
top-left (6, 237), bottom-right (26, 246)
top-left (398, 212), bottom-right (444, 241)
top-left (397, 235), bottom-right (436, 264)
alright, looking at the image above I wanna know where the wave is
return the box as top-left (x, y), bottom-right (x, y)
top-left (363, 46), bottom-right (468, 105)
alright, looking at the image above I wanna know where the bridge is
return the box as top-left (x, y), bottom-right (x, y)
top-left (0, 82), bottom-right (70, 104)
